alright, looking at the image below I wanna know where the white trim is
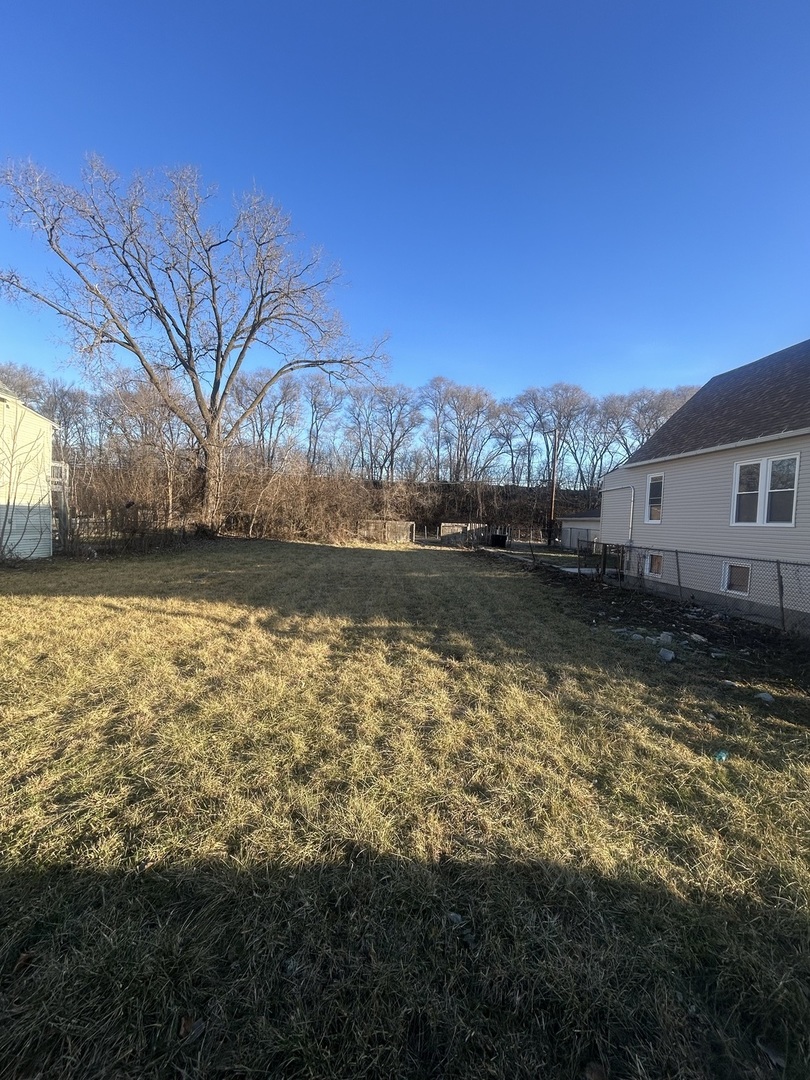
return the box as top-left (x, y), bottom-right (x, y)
top-left (730, 453), bottom-right (798, 527)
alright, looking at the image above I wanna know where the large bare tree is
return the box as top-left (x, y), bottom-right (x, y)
top-left (0, 157), bottom-right (376, 527)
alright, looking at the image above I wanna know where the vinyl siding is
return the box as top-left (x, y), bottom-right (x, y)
top-left (600, 433), bottom-right (810, 563)
top-left (560, 523), bottom-right (599, 548)
top-left (0, 396), bottom-right (53, 559)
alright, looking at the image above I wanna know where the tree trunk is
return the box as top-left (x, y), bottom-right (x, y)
top-left (199, 439), bottom-right (225, 531)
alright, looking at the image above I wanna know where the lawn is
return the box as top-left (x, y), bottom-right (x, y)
top-left (0, 540), bottom-right (808, 1078)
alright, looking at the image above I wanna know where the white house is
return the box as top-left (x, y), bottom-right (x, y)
top-left (559, 508), bottom-right (601, 550)
top-left (0, 379), bottom-right (56, 559)
top-left (599, 340), bottom-right (810, 627)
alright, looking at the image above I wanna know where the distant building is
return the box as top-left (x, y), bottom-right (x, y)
top-left (0, 379), bottom-right (56, 559)
top-left (559, 508), bottom-right (600, 550)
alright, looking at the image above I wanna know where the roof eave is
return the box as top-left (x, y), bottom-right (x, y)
top-left (0, 393), bottom-right (58, 427)
top-left (616, 426), bottom-right (810, 470)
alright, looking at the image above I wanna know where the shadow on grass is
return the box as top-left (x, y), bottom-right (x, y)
top-left (1, 852), bottom-right (807, 1079)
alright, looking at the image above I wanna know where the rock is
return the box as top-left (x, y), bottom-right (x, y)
top-left (659, 632), bottom-right (673, 645)
top-left (690, 633), bottom-right (708, 643)
top-left (659, 648), bottom-right (675, 662)
top-left (583, 1063), bottom-right (608, 1080)
top-left (754, 692), bottom-right (774, 705)
top-left (631, 634), bottom-right (644, 641)
top-left (710, 652), bottom-right (726, 659)
top-left (756, 1035), bottom-right (787, 1070)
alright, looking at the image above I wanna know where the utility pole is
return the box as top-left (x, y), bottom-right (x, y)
top-left (547, 427), bottom-right (558, 546)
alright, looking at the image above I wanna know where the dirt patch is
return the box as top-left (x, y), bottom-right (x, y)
top-left (526, 557), bottom-right (810, 694)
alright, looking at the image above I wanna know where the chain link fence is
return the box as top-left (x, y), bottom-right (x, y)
top-left (580, 542), bottom-right (810, 634)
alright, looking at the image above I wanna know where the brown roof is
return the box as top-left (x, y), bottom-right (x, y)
top-left (626, 338), bottom-right (810, 465)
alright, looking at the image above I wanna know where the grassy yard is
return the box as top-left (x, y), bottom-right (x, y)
top-left (0, 540), bottom-right (808, 1078)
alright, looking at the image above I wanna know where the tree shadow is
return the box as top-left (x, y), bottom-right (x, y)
top-left (1, 851), bottom-right (806, 1079)
top-left (2, 543), bottom-right (809, 1076)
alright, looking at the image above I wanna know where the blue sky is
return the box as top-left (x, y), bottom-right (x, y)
top-left (2, 0), bottom-right (810, 399)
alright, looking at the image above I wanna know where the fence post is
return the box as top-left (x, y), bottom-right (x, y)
top-left (674, 549), bottom-right (683, 602)
top-left (776, 560), bottom-right (786, 632)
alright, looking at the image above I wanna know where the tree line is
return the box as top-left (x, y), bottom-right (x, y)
top-left (0, 359), bottom-right (695, 542)
top-left (0, 158), bottom-right (695, 543)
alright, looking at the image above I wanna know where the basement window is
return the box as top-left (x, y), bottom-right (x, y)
top-left (645, 552), bottom-right (663, 577)
top-left (723, 562), bottom-right (751, 595)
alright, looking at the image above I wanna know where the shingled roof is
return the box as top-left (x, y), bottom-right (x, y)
top-left (626, 338), bottom-right (810, 465)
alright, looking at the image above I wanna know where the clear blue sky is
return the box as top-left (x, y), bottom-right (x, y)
top-left (2, 0), bottom-right (809, 399)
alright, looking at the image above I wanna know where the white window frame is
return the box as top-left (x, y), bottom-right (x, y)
top-left (645, 473), bottom-right (664, 524)
top-left (730, 454), bottom-right (798, 527)
top-left (645, 552), bottom-right (664, 578)
top-left (722, 561), bottom-right (751, 596)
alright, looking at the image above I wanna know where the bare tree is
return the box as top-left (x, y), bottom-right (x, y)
top-left (443, 383), bottom-right (500, 483)
top-left (341, 382), bottom-right (422, 482)
top-left (0, 362), bottom-right (48, 411)
top-left (0, 157), bottom-right (378, 528)
top-left (418, 376), bottom-right (454, 482)
top-left (41, 380), bottom-right (95, 462)
top-left (95, 371), bottom-right (195, 522)
top-left (417, 378), bottom-right (499, 484)
top-left (300, 372), bottom-right (346, 472)
top-left (228, 371), bottom-right (300, 470)
top-left (615, 386), bottom-right (698, 457)
top-left (371, 383), bottom-right (423, 482)
top-left (494, 391), bottom-right (553, 486)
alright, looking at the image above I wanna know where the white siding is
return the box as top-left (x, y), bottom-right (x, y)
top-left (0, 396), bottom-right (53, 559)
top-left (600, 433), bottom-right (810, 563)
top-left (560, 521), bottom-right (600, 548)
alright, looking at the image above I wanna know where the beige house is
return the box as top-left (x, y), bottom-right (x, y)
top-left (600, 340), bottom-right (810, 625)
top-left (0, 379), bottom-right (55, 559)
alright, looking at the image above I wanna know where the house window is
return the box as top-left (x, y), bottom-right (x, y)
top-left (732, 455), bottom-right (798, 525)
top-left (767, 457), bottom-right (797, 522)
top-left (646, 552), bottom-right (663, 577)
top-left (723, 562), bottom-right (751, 595)
top-left (646, 474), bottom-right (663, 523)
top-left (734, 462), bottom-right (760, 523)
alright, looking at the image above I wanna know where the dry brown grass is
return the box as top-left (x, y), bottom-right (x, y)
top-left (0, 539), bottom-right (808, 1078)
